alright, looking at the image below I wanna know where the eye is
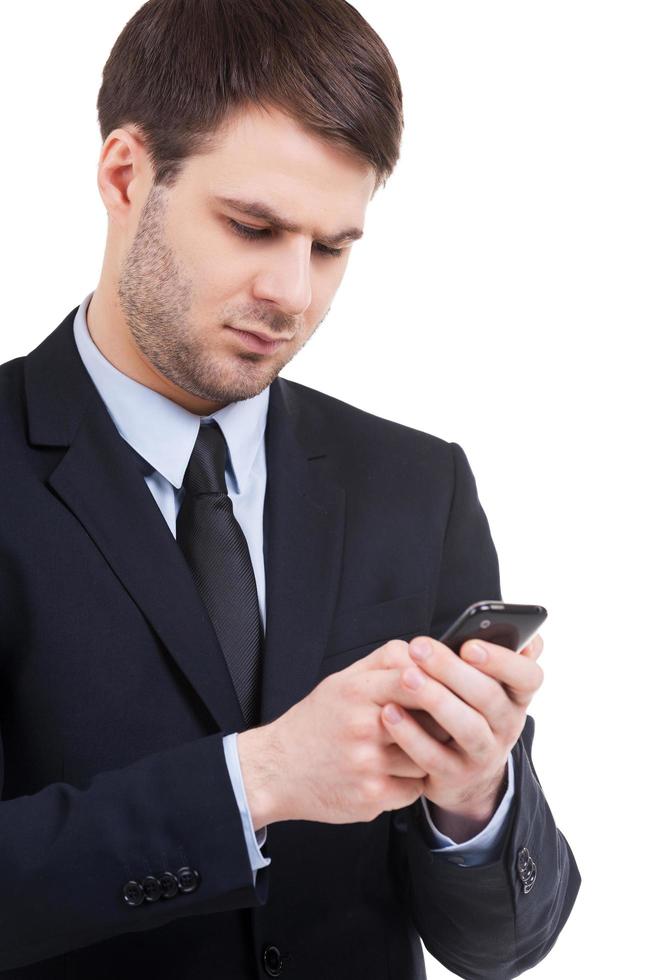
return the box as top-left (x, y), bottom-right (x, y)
top-left (227, 218), bottom-right (344, 258)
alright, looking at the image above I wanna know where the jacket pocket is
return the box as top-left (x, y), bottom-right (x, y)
top-left (324, 589), bottom-right (430, 659)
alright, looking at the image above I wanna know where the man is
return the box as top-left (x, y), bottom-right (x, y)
top-left (0, 1), bottom-right (580, 977)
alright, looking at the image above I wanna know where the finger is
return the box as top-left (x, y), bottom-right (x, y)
top-left (357, 662), bottom-right (479, 751)
top-left (392, 665), bottom-right (496, 757)
top-left (352, 640), bottom-right (530, 746)
top-left (384, 741), bottom-right (430, 778)
top-left (408, 636), bottom-right (543, 708)
top-left (370, 643), bottom-right (499, 738)
top-left (458, 638), bottom-right (544, 706)
top-left (349, 638), bottom-right (412, 673)
top-left (404, 639), bottom-right (517, 734)
top-left (406, 707), bottom-right (453, 743)
top-left (363, 652), bottom-right (512, 743)
top-left (520, 633), bottom-right (544, 660)
top-left (380, 702), bottom-right (458, 775)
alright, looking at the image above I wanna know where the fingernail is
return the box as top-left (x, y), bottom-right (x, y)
top-left (463, 642), bottom-right (487, 663)
top-left (384, 704), bottom-right (403, 724)
top-left (410, 639), bottom-right (432, 661)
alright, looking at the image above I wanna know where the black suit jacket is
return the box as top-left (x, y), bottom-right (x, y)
top-left (0, 306), bottom-right (581, 978)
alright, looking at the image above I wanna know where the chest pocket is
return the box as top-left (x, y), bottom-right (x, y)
top-left (323, 589), bottom-right (430, 665)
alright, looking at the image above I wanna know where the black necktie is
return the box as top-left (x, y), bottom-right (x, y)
top-left (175, 421), bottom-right (263, 727)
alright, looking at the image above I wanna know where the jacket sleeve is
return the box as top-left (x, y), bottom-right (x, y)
top-left (0, 731), bottom-right (270, 971)
top-left (389, 440), bottom-right (581, 979)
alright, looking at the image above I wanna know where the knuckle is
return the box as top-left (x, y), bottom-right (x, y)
top-left (400, 785), bottom-right (418, 808)
top-left (479, 735), bottom-right (494, 756)
top-left (338, 673), bottom-right (360, 702)
top-left (350, 744), bottom-right (376, 772)
top-left (423, 749), bottom-right (439, 772)
top-left (474, 690), bottom-right (494, 730)
top-left (361, 776), bottom-right (385, 803)
top-left (422, 682), bottom-right (443, 710)
top-left (470, 727), bottom-right (492, 756)
top-left (488, 692), bottom-right (504, 717)
top-left (348, 716), bottom-right (375, 742)
top-left (411, 781), bottom-right (427, 804)
top-left (384, 639), bottom-right (409, 663)
top-left (348, 745), bottom-right (365, 771)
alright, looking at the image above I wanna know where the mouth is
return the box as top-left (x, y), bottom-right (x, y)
top-left (225, 325), bottom-right (291, 354)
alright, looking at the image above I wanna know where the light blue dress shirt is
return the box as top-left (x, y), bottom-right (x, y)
top-left (72, 290), bottom-right (515, 884)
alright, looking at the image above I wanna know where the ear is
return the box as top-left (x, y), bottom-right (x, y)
top-left (97, 125), bottom-right (152, 227)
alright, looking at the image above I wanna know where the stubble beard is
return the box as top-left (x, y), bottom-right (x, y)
top-left (117, 184), bottom-right (300, 408)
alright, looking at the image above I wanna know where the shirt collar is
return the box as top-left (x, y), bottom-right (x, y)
top-left (72, 291), bottom-right (269, 494)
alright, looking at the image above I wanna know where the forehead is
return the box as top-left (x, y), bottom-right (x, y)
top-left (193, 103), bottom-right (376, 233)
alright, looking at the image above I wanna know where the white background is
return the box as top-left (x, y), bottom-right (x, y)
top-left (1, 2), bottom-right (649, 976)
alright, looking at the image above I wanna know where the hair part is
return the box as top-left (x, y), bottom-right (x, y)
top-left (96, 0), bottom-right (404, 193)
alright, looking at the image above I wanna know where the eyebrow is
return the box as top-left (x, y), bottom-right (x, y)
top-left (214, 195), bottom-right (364, 247)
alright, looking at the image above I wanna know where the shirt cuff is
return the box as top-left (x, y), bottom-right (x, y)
top-left (419, 752), bottom-right (515, 867)
top-left (223, 732), bottom-right (272, 884)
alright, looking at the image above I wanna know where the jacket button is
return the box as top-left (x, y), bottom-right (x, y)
top-left (262, 944), bottom-right (285, 977)
top-left (176, 866), bottom-right (201, 893)
top-left (159, 871), bottom-right (179, 898)
top-left (517, 847), bottom-right (537, 893)
top-left (142, 875), bottom-right (162, 902)
top-left (122, 880), bottom-right (145, 907)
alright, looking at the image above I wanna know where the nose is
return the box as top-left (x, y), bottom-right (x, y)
top-left (251, 239), bottom-right (313, 317)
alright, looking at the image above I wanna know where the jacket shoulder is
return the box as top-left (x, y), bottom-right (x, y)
top-left (280, 376), bottom-right (452, 462)
top-left (0, 354), bottom-right (27, 431)
top-left (0, 352), bottom-right (25, 392)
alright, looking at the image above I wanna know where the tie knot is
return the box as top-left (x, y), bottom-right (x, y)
top-left (182, 421), bottom-right (229, 496)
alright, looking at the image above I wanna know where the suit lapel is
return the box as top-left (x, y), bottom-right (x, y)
top-left (260, 379), bottom-right (346, 723)
top-left (23, 307), bottom-right (346, 734)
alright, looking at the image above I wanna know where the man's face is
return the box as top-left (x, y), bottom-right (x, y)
top-left (116, 103), bottom-right (376, 411)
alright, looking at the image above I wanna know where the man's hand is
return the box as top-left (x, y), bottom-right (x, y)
top-left (377, 633), bottom-right (544, 829)
top-left (237, 633), bottom-right (543, 833)
top-left (237, 645), bottom-right (432, 830)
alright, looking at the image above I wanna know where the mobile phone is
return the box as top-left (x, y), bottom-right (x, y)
top-left (437, 601), bottom-right (548, 655)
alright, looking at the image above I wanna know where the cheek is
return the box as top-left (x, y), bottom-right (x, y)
top-left (193, 248), bottom-right (249, 301)
top-left (175, 221), bottom-right (244, 290)
top-left (311, 262), bottom-right (347, 307)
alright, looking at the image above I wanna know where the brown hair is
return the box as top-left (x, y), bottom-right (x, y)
top-left (97, 0), bottom-right (404, 193)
